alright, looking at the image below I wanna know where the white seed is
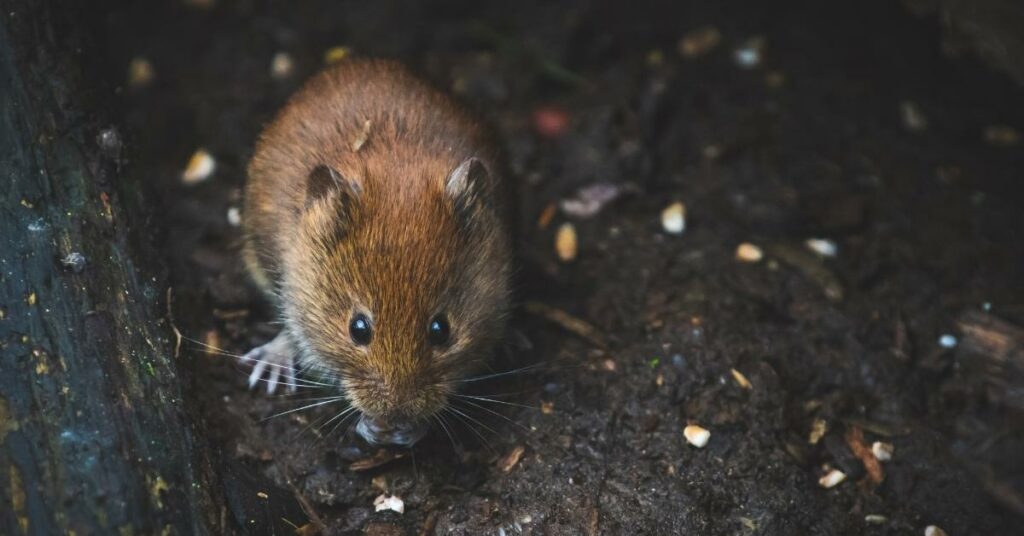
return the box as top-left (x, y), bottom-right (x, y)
top-left (938, 334), bottom-right (957, 348)
top-left (734, 37), bottom-right (764, 68)
top-left (683, 424), bottom-right (710, 448)
top-left (555, 223), bottom-right (578, 262)
top-left (864, 514), bottom-right (888, 525)
top-left (924, 525), bottom-right (948, 536)
top-left (735, 242), bottom-right (763, 263)
top-left (661, 201), bottom-right (686, 234)
top-left (182, 149), bottom-right (216, 184)
top-left (270, 52), bottom-right (294, 79)
top-left (818, 468), bottom-right (847, 488)
top-left (872, 441), bottom-right (894, 462)
top-left (373, 493), bottom-right (404, 514)
top-left (805, 238), bottom-right (837, 257)
top-left (226, 207), bottom-right (241, 227)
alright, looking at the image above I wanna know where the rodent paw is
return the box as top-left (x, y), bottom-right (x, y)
top-left (241, 334), bottom-right (297, 394)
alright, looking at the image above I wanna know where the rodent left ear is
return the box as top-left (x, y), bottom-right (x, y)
top-left (306, 164), bottom-right (359, 209)
top-left (445, 157), bottom-right (489, 200)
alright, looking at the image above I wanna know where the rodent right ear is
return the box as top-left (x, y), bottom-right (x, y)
top-left (306, 164), bottom-right (360, 208)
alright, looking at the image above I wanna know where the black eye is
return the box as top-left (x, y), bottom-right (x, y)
top-left (428, 315), bottom-right (450, 347)
top-left (349, 314), bottom-right (372, 346)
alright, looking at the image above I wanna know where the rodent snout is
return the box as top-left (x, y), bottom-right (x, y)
top-left (356, 415), bottom-right (427, 447)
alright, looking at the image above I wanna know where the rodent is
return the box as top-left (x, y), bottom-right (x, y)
top-left (240, 59), bottom-right (513, 446)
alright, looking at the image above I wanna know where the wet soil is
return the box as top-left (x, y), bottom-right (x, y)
top-left (104, 1), bottom-right (1024, 534)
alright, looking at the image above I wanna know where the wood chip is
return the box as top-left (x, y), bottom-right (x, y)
top-left (845, 425), bottom-right (884, 485)
top-left (498, 445), bottom-right (526, 473)
top-left (524, 301), bottom-right (607, 349)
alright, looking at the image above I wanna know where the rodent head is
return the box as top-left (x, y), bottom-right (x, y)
top-left (282, 157), bottom-right (511, 446)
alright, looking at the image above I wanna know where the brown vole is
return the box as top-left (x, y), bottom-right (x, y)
top-left (241, 59), bottom-right (512, 446)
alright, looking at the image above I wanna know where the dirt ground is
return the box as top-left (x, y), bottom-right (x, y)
top-left (103, 1), bottom-right (1024, 534)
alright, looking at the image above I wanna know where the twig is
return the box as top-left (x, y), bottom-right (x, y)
top-left (524, 301), bottom-right (608, 349)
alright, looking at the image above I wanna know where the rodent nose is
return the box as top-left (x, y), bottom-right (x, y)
top-left (356, 415), bottom-right (427, 446)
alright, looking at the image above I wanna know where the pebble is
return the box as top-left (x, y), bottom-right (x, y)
top-left (735, 242), bottom-right (763, 263)
top-left (924, 525), bottom-right (947, 536)
top-left (661, 201), bottom-right (686, 234)
top-left (226, 207), bottom-right (241, 227)
top-left (938, 334), bottom-right (957, 349)
top-left (871, 441), bottom-right (893, 462)
top-left (555, 223), bottom-right (577, 262)
top-left (373, 494), bottom-right (404, 514)
top-left (270, 52), bottom-right (294, 79)
top-left (182, 149), bottom-right (216, 184)
top-left (128, 57), bottom-right (154, 88)
top-left (683, 424), bottom-right (710, 448)
top-left (734, 37), bottom-right (764, 69)
top-left (805, 238), bottom-right (837, 257)
top-left (818, 468), bottom-right (846, 488)
top-left (678, 26), bottom-right (721, 59)
top-left (900, 101), bottom-right (928, 132)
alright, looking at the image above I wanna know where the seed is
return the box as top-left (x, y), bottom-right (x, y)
top-left (865, 515), bottom-right (888, 525)
top-left (872, 441), bottom-right (894, 462)
top-left (661, 201), bottom-right (686, 234)
top-left (938, 334), bottom-right (957, 348)
top-left (226, 207), bottom-right (241, 227)
top-left (818, 468), bottom-right (846, 488)
top-left (734, 37), bottom-right (764, 68)
top-left (128, 57), bottom-right (154, 88)
top-left (924, 525), bottom-right (947, 536)
top-left (182, 149), bottom-right (216, 184)
top-left (735, 242), bottom-right (763, 263)
top-left (805, 238), bottom-right (837, 257)
top-left (555, 223), bottom-right (578, 262)
top-left (256, 491), bottom-right (268, 499)
top-left (900, 101), bottom-right (928, 132)
top-left (683, 424), bottom-right (710, 448)
top-left (324, 46), bottom-right (352, 64)
top-left (270, 52), bottom-right (294, 79)
top-left (730, 368), bottom-right (752, 389)
top-left (373, 493), bottom-right (404, 514)
top-left (678, 26), bottom-right (721, 59)
top-left (808, 418), bottom-right (827, 445)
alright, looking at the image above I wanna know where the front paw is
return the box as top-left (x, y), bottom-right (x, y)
top-left (240, 333), bottom-right (296, 394)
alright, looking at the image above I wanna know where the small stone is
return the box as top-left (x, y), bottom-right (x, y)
top-left (818, 468), bottom-right (847, 488)
top-left (270, 52), bottom-right (294, 79)
top-left (683, 424), bottom-right (710, 448)
top-left (373, 494), bottom-right (404, 514)
top-left (734, 37), bottom-right (764, 68)
top-left (730, 368), bottom-right (752, 389)
top-left (661, 201), bottom-right (686, 234)
top-left (324, 46), bottom-right (352, 64)
top-left (984, 125), bottom-right (1019, 147)
top-left (678, 26), bottom-right (721, 59)
top-left (805, 238), bottom-right (837, 257)
top-left (808, 418), bottom-right (827, 445)
top-left (938, 334), bottom-right (957, 349)
top-left (924, 525), bottom-right (947, 536)
top-left (182, 149), bottom-right (216, 184)
top-left (226, 207), bottom-right (241, 227)
top-left (872, 441), bottom-right (893, 462)
top-left (900, 101), bottom-right (928, 132)
top-left (555, 223), bottom-right (577, 262)
top-left (128, 57), bottom-right (154, 88)
top-left (735, 243), bottom-right (763, 263)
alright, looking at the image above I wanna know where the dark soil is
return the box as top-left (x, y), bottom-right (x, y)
top-left (103, 1), bottom-right (1024, 534)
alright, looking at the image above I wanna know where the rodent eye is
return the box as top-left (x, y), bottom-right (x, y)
top-left (349, 314), bottom-right (372, 346)
top-left (428, 315), bottom-right (451, 347)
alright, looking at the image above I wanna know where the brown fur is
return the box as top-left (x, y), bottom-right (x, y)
top-left (243, 59), bottom-right (512, 425)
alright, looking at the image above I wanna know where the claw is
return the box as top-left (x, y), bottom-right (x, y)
top-left (240, 333), bottom-right (296, 394)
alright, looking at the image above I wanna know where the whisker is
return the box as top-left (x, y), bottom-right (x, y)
top-left (432, 414), bottom-right (459, 452)
top-left (455, 363), bottom-right (549, 383)
top-left (260, 397), bottom-right (347, 422)
top-left (452, 398), bottom-right (530, 432)
top-left (445, 406), bottom-right (500, 453)
top-left (454, 394), bottom-right (541, 411)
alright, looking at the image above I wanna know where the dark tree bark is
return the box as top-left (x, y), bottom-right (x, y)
top-left (0, 2), bottom-right (234, 534)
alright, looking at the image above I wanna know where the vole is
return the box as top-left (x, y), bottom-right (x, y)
top-left (240, 59), bottom-right (512, 446)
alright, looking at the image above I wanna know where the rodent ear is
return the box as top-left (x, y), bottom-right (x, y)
top-left (445, 157), bottom-right (489, 200)
top-left (306, 164), bottom-right (359, 208)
